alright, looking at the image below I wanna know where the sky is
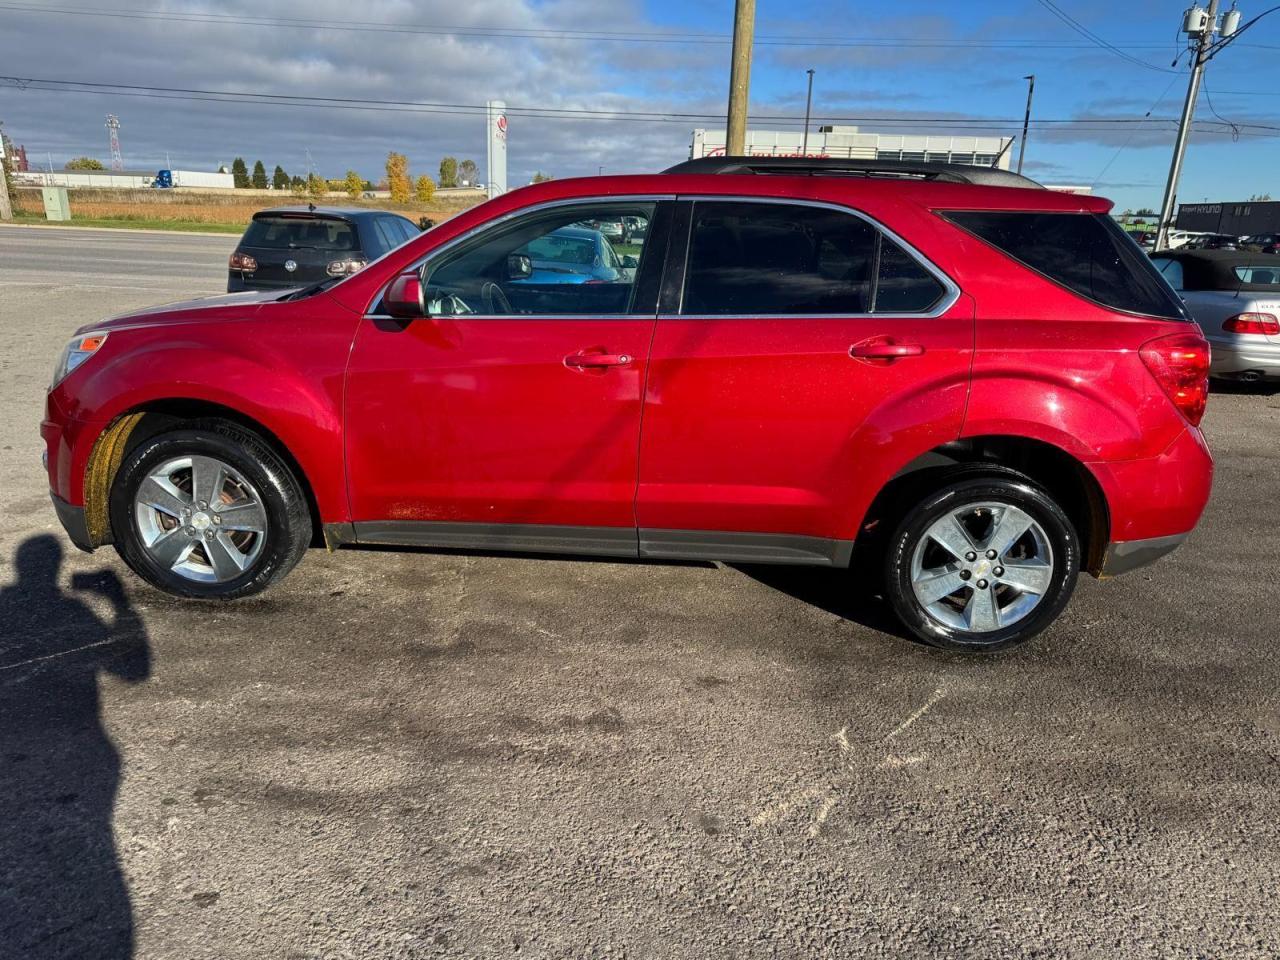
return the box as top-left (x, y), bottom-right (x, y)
top-left (1, 0), bottom-right (1277, 212)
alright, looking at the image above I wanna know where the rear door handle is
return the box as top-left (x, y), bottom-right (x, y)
top-left (565, 352), bottom-right (633, 368)
top-left (849, 340), bottom-right (925, 360)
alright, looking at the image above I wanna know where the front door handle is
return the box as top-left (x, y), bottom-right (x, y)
top-left (849, 339), bottom-right (925, 361)
top-left (565, 351), bottom-right (633, 369)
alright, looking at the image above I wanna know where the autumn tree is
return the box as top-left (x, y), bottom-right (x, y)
top-left (531, 171), bottom-right (554, 183)
top-left (415, 175), bottom-right (435, 202)
top-left (65, 157), bottom-right (105, 170)
top-left (344, 169), bottom-right (363, 199)
top-left (438, 156), bottom-right (458, 188)
top-left (231, 157), bottom-right (250, 188)
top-left (385, 151), bottom-right (411, 203)
top-left (306, 172), bottom-right (328, 199)
top-left (272, 165), bottom-right (289, 190)
top-left (458, 158), bottom-right (478, 186)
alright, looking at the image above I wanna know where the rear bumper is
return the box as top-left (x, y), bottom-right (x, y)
top-left (51, 493), bottom-right (94, 553)
top-left (1086, 426), bottom-right (1213, 573)
top-left (1206, 335), bottom-right (1280, 378)
top-left (1098, 532), bottom-right (1186, 578)
top-left (227, 273), bottom-right (308, 293)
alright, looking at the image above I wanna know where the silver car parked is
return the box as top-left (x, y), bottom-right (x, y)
top-left (1151, 250), bottom-right (1280, 383)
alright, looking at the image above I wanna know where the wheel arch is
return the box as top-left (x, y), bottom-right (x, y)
top-left (856, 434), bottom-right (1111, 576)
top-left (82, 398), bottom-right (327, 549)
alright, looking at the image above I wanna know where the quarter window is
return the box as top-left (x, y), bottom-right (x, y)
top-left (944, 211), bottom-right (1188, 320)
top-left (1152, 258), bottom-right (1184, 291)
top-left (680, 201), bottom-right (946, 316)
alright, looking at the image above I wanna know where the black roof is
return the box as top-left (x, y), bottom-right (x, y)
top-left (1153, 249), bottom-right (1280, 291)
top-left (663, 156), bottom-right (1042, 189)
top-left (252, 205), bottom-right (411, 222)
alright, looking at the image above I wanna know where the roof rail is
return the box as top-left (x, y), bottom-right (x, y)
top-left (662, 156), bottom-right (1043, 189)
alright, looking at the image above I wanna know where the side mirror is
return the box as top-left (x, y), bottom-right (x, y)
top-left (507, 254), bottom-right (532, 280)
top-left (383, 272), bottom-right (425, 320)
top-left (621, 255), bottom-right (639, 269)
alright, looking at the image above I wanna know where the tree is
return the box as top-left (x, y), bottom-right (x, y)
top-left (231, 157), bottom-right (250, 188)
top-left (272, 165), bottom-right (289, 190)
top-left (458, 158), bottom-right (478, 186)
top-left (1249, 193), bottom-right (1273, 202)
top-left (251, 160), bottom-right (268, 189)
top-left (438, 156), bottom-right (458, 188)
top-left (416, 175), bottom-right (435, 202)
top-left (65, 157), bottom-right (105, 171)
top-left (385, 152), bottom-right (411, 203)
top-left (290, 174), bottom-right (305, 188)
top-left (306, 172), bottom-right (327, 200)
top-left (531, 171), bottom-right (554, 183)
top-left (1133, 207), bottom-right (1157, 217)
top-left (344, 169), bottom-right (364, 199)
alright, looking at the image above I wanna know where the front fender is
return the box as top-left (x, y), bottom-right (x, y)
top-left (50, 309), bottom-right (357, 522)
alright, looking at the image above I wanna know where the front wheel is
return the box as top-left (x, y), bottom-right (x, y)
top-left (885, 476), bottom-right (1079, 652)
top-left (109, 420), bottom-right (311, 599)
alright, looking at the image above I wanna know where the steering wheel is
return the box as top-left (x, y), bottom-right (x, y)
top-left (481, 281), bottom-right (513, 315)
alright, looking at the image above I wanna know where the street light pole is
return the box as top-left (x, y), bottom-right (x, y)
top-left (1016, 74), bottom-right (1035, 175)
top-left (726, 0), bottom-right (756, 156)
top-left (1157, 0), bottom-right (1221, 250)
top-left (801, 68), bottom-right (815, 157)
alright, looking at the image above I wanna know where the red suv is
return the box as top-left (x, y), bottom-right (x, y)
top-left (42, 158), bottom-right (1213, 651)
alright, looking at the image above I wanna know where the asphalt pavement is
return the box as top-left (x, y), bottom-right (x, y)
top-left (1, 223), bottom-right (1278, 959)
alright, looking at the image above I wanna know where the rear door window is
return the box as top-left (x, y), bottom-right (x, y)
top-left (944, 211), bottom-right (1188, 320)
top-left (680, 201), bottom-right (947, 316)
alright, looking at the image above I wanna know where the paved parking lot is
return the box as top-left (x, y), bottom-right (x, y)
top-left (2, 224), bottom-right (1279, 959)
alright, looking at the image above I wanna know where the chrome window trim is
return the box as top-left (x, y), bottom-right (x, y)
top-left (364, 194), bottom-right (675, 320)
top-left (668, 195), bottom-right (961, 321)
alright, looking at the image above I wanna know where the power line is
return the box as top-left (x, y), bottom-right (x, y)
top-left (5, 76), bottom-right (1277, 141)
top-left (1090, 75), bottom-right (1183, 188)
top-left (1034, 0), bottom-right (1181, 73)
top-left (1, 2), bottom-right (1276, 52)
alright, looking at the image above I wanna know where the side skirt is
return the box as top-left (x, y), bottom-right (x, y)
top-left (324, 521), bottom-right (854, 568)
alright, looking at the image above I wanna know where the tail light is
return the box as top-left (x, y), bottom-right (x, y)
top-left (1140, 332), bottom-right (1211, 427)
top-left (1223, 313), bottom-right (1280, 335)
top-left (228, 251), bottom-right (257, 272)
top-left (326, 258), bottom-right (368, 277)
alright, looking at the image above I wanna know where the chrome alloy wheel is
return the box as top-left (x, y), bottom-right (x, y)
top-left (909, 501), bottom-right (1055, 634)
top-left (132, 455), bottom-right (268, 583)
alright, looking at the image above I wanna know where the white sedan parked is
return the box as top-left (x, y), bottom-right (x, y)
top-left (1152, 250), bottom-right (1280, 383)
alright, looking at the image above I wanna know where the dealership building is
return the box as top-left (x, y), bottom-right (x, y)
top-left (1176, 200), bottom-right (1280, 235)
top-left (690, 125), bottom-right (1014, 169)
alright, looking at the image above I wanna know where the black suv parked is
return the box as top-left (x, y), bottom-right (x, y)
top-left (228, 207), bottom-right (421, 292)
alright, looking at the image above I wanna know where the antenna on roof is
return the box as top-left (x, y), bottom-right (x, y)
top-left (991, 137), bottom-right (1014, 170)
top-left (308, 202), bottom-right (316, 212)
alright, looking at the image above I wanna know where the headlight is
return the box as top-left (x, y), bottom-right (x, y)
top-left (52, 331), bottom-right (109, 387)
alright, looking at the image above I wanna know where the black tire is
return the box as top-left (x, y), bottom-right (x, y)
top-left (109, 420), bottom-right (311, 599)
top-left (884, 476), bottom-right (1079, 653)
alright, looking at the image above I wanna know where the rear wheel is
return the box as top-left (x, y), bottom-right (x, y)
top-left (109, 420), bottom-right (311, 599)
top-left (884, 476), bottom-right (1079, 652)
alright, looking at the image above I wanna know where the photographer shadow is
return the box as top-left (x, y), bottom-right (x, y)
top-left (0, 535), bottom-right (150, 960)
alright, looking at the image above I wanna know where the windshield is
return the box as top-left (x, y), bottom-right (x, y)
top-left (242, 216), bottom-right (357, 251)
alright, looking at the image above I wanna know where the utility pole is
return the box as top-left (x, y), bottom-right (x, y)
top-left (1157, 0), bottom-right (1221, 250)
top-left (726, 0), bottom-right (756, 156)
top-left (0, 131), bottom-right (12, 222)
top-left (1016, 75), bottom-right (1035, 175)
top-left (801, 69), bottom-right (816, 157)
